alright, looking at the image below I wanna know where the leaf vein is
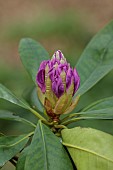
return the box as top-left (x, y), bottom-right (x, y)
top-left (63, 142), bottom-right (113, 163)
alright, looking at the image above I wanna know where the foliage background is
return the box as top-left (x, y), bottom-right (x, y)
top-left (0, 0), bottom-right (113, 169)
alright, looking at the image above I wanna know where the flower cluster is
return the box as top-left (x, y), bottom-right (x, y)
top-left (36, 50), bottom-right (80, 121)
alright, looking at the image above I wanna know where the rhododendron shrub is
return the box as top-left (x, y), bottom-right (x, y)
top-left (0, 21), bottom-right (113, 170)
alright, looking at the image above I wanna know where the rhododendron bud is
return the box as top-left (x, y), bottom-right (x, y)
top-left (36, 50), bottom-right (80, 121)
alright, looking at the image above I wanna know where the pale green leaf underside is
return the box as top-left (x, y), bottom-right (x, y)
top-left (25, 121), bottom-right (73, 170)
top-left (19, 38), bottom-right (50, 84)
top-left (76, 21), bottom-right (113, 96)
top-left (62, 127), bottom-right (113, 170)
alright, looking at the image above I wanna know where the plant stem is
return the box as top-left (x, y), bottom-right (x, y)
top-left (10, 159), bottom-right (16, 167)
top-left (61, 112), bottom-right (80, 123)
top-left (30, 108), bottom-right (52, 126)
top-left (54, 124), bottom-right (68, 129)
top-left (12, 156), bottom-right (18, 161)
top-left (30, 108), bottom-right (46, 121)
top-left (62, 117), bottom-right (83, 126)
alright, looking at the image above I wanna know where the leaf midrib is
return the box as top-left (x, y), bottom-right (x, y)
top-left (0, 84), bottom-right (30, 109)
top-left (76, 34), bottom-right (113, 96)
top-left (0, 132), bottom-right (33, 147)
top-left (82, 96), bottom-right (113, 111)
top-left (40, 121), bottom-right (48, 170)
top-left (63, 142), bottom-right (113, 163)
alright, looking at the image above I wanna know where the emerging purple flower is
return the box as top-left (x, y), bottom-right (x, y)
top-left (36, 50), bottom-right (80, 120)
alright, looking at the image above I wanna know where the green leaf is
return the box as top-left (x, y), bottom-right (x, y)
top-left (83, 96), bottom-right (113, 111)
top-left (76, 21), bottom-right (113, 96)
top-left (19, 38), bottom-right (50, 84)
top-left (0, 84), bottom-right (48, 122)
top-left (0, 133), bottom-right (31, 167)
top-left (78, 108), bottom-right (113, 120)
top-left (73, 97), bottom-right (113, 120)
top-left (16, 146), bottom-right (29, 170)
top-left (62, 110), bottom-right (113, 126)
top-left (0, 110), bottom-right (36, 128)
top-left (66, 97), bottom-right (113, 135)
top-left (0, 83), bottom-right (30, 110)
top-left (25, 121), bottom-right (73, 170)
top-left (30, 88), bottom-right (44, 113)
top-left (62, 127), bottom-right (113, 170)
top-left (61, 97), bottom-right (113, 125)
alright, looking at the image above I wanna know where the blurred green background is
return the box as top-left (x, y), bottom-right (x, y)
top-left (0, 0), bottom-right (113, 169)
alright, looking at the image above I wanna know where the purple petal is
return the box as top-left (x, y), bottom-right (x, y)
top-left (52, 80), bottom-right (58, 97)
top-left (59, 63), bottom-right (68, 70)
top-left (36, 60), bottom-right (48, 93)
top-left (36, 50), bottom-right (80, 98)
top-left (58, 78), bottom-right (64, 97)
top-left (39, 60), bottom-right (48, 71)
top-left (49, 66), bottom-right (61, 82)
top-left (66, 68), bottom-right (73, 90)
top-left (58, 50), bottom-right (64, 60)
top-left (52, 77), bottom-right (64, 98)
top-left (52, 50), bottom-right (66, 61)
top-left (73, 68), bottom-right (80, 94)
top-left (36, 69), bottom-right (46, 93)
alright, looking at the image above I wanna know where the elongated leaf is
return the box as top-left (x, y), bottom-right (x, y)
top-left (78, 108), bottom-right (113, 119)
top-left (62, 109), bottom-right (113, 126)
top-left (76, 21), bottom-right (113, 96)
top-left (63, 111), bottom-right (113, 125)
top-left (0, 84), bottom-right (46, 122)
top-left (0, 133), bottom-right (30, 167)
top-left (83, 96), bottom-right (113, 111)
top-left (19, 38), bottom-right (50, 84)
top-left (0, 84), bottom-right (30, 109)
top-left (0, 110), bottom-right (36, 128)
top-left (30, 88), bottom-right (44, 113)
top-left (67, 97), bottom-right (113, 134)
top-left (73, 97), bottom-right (113, 120)
top-left (62, 97), bottom-right (113, 124)
top-left (62, 127), bottom-right (113, 170)
top-left (25, 121), bottom-right (73, 170)
top-left (16, 146), bottom-right (29, 170)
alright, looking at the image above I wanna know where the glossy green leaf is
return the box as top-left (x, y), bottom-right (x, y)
top-left (0, 133), bottom-right (31, 167)
top-left (0, 83), bottom-right (30, 109)
top-left (62, 109), bottom-right (113, 126)
top-left (19, 38), bottom-right (50, 84)
top-left (67, 97), bottom-right (113, 135)
top-left (62, 127), bottom-right (113, 170)
top-left (25, 121), bottom-right (73, 170)
top-left (76, 21), bottom-right (113, 96)
top-left (16, 146), bottom-right (29, 170)
top-left (0, 84), bottom-right (47, 122)
top-left (77, 108), bottom-right (113, 120)
top-left (73, 97), bottom-right (113, 120)
top-left (30, 88), bottom-right (44, 113)
top-left (83, 96), bottom-right (113, 111)
top-left (0, 110), bottom-right (36, 128)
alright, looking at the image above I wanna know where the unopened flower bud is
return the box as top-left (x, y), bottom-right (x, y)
top-left (36, 50), bottom-right (80, 120)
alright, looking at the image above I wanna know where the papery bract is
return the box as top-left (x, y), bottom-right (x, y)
top-left (36, 50), bottom-right (80, 121)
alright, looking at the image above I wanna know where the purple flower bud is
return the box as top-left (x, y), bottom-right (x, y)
top-left (36, 50), bottom-right (80, 119)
